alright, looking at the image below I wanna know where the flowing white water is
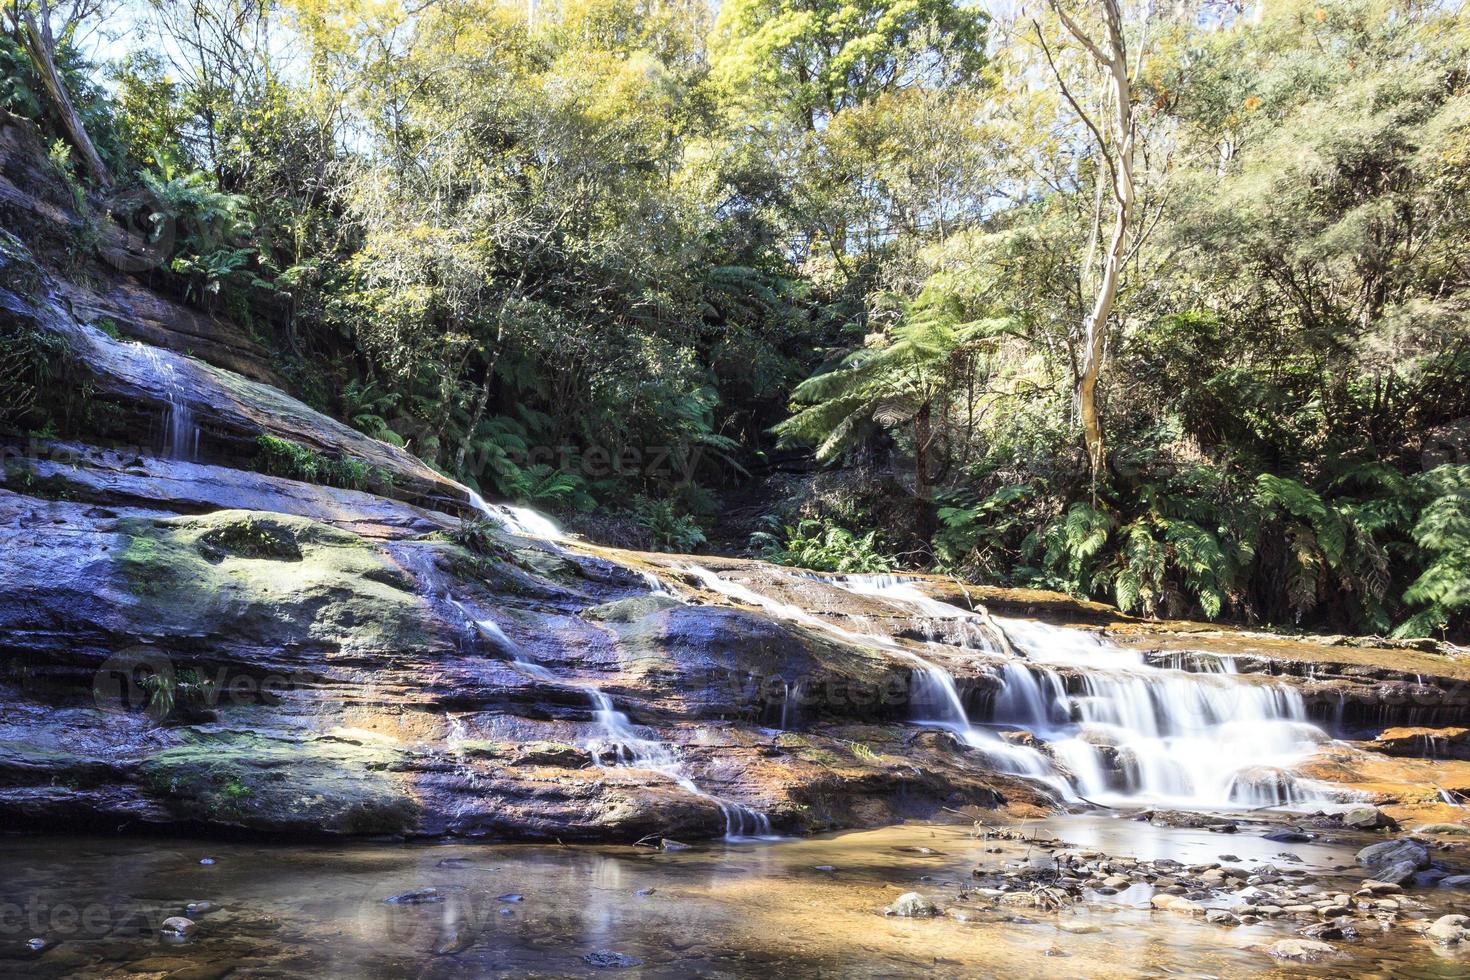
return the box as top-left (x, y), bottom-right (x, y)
top-left (452, 599), bottom-right (773, 839)
top-left (834, 575), bottom-right (1333, 808)
top-left (463, 490), bottom-right (564, 540)
top-left (682, 566), bottom-right (1074, 797)
top-left (689, 567), bottom-right (1334, 810)
top-left (133, 343), bottom-right (198, 461)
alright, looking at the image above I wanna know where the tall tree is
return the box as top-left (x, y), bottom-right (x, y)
top-left (6, 0), bottom-right (111, 185)
top-left (1034, 0), bottom-right (1142, 481)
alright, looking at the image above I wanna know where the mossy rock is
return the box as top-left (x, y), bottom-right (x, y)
top-left (197, 516), bottom-right (303, 562)
top-left (139, 730), bottom-right (418, 834)
top-left (113, 509), bottom-right (434, 654)
top-left (580, 594), bottom-right (683, 623)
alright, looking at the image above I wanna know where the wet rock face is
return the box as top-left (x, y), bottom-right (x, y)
top-left (1370, 727), bottom-right (1470, 760)
top-left (604, 604), bottom-right (912, 724)
top-left (0, 227), bottom-right (467, 514)
top-left (0, 489), bottom-right (1034, 841)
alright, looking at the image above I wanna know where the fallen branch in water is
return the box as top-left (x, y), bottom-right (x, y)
top-left (949, 576), bottom-right (1023, 660)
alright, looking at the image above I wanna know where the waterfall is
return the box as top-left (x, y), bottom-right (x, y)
top-left (832, 575), bottom-right (1332, 808)
top-left (133, 343), bottom-right (198, 461)
top-left (463, 490), bottom-right (564, 540)
top-left (452, 600), bottom-right (774, 840)
top-left (690, 567), bottom-right (1334, 810)
top-left (683, 566), bottom-right (1075, 798)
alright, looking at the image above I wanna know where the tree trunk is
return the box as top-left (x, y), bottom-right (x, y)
top-left (1051, 0), bottom-right (1136, 483)
top-left (913, 400), bottom-right (936, 541)
top-left (1077, 179), bottom-right (1130, 479)
top-left (455, 359), bottom-right (496, 475)
top-left (15, 7), bottom-right (111, 188)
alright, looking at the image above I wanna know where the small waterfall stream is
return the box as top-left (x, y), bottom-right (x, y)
top-left (450, 597), bottom-right (774, 839)
top-left (133, 343), bottom-right (198, 461)
top-left (691, 567), bottom-right (1336, 810)
top-left (681, 566), bottom-right (1073, 796)
top-left (464, 490), bottom-right (565, 540)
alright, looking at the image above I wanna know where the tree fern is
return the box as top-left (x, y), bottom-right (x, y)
top-left (1395, 465), bottom-right (1470, 637)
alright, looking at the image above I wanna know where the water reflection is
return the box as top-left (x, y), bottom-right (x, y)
top-left (1, 819), bottom-right (1462, 978)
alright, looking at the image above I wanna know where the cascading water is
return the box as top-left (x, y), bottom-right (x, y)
top-left (452, 599), bottom-right (774, 839)
top-left (683, 567), bottom-right (1074, 798)
top-left (826, 575), bottom-right (1334, 808)
top-left (133, 343), bottom-right (198, 461)
top-left (463, 490), bottom-right (564, 540)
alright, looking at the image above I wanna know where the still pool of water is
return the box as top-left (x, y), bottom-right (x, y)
top-left (1, 819), bottom-right (1468, 978)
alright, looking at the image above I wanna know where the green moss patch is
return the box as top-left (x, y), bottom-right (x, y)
top-left (140, 730), bottom-right (419, 834)
top-left (114, 509), bottom-right (433, 653)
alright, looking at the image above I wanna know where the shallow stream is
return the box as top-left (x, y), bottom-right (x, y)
top-left (3, 817), bottom-right (1467, 978)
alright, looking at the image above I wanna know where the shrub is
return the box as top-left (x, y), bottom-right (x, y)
top-left (632, 496), bottom-right (707, 552)
top-left (751, 517), bottom-right (895, 573)
top-left (253, 434), bottom-right (391, 492)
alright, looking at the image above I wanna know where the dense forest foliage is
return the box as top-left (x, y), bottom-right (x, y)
top-left (3, 0), bottom-right (1468, 638)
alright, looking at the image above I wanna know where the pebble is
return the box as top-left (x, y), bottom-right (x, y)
top-left (159, 917), bottom-right (197, 937)
top-left (1267, 938), bottom-right (1336, 961)
top-left (198, 858), bottom-right (217, 866)
top-left (885, 892), bottom-right (939, 917)
top-left (385, 888), bottom-right (443, 905)
top-left (584, 951), bottom-right (643, 969)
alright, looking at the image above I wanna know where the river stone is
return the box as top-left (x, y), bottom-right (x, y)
top-left (1361, 880), bottom-right (1403, 895)
top-left (584, 951), bottom-right (643, 969)
top-left (1415, 823), bottom-right (1470, 836)
top-left (1357, 839), bottom-right (1429, 880)
top-left (1427, 914), bottom-right (1469, 944)
top-left (1302, 918), bottom-right (1358, 941)
top-left (1439, 876), bottom-right (1470, 889)
top-left (1264, 830), bottom-right (1311, 843)
top-left (1341, 805), bottom-right (1396, 830)
top-left (885, 892), bottom-right (939, 917)
top-left (1266, 938), bottom-right (1336, 961)
top-left (385, 889), bottom-right (443, 905)
top-left (159, 917), bottom-right (197, 937)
